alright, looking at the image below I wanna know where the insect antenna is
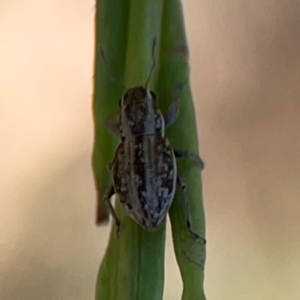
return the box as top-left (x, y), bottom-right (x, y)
top-left (98, 45), bottom-right (126, 90)
top-left (145, 37), bottom-right (157, 89)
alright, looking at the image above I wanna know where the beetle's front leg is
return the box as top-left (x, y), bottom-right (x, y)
top-left (174, 149), bottom-right (205, 170)
top-left (177, 176), bottom-right (206, 244)
top-left (164, 97), bottom-right (179, 127)
top-left (105, 110), bottom-right (120, 136)
top-left (104, 183), bottom-right (121, 237)
top-left (164, 82), bottom-right (188, 127)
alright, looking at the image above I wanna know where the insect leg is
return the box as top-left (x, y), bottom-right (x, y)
top-left (177, 175), bottom-right (206, 244)
top-left (104, 183), bottom-right (121, 237)
top-left (164, 82), bottom-right (186, 127)
top-left (174, 149), bottom-right (205, 170)
top-left (105, 110), bottom-right (120, 136)
top-left (164, 97), bottom-right (179, 127)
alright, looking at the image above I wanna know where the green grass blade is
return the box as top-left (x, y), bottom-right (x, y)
top-left (159, 0), bottom-right (206, 299)
top-left (92, 0), bottom-right (130, 223)
top-left (93, 0), bottom-right (206, 299)
top-left (94, 2), bottom-right (167, 300)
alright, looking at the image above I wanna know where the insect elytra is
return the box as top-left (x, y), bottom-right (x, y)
top-left (100, 38), bottom-right (205, 242)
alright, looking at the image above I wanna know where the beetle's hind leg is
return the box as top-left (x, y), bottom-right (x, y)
top-left (104, 183), bottom-right (121, 237)
top-left (177, 176), bottom-right (206, 244)
top-left (174, 149), bottom-right (205, 170)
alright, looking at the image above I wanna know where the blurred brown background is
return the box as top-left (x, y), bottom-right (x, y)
top-left (1, 1), bottom-right (299, 299)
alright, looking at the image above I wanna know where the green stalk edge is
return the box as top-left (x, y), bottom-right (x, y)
top-left (92, 1), bottom-right (206, 299)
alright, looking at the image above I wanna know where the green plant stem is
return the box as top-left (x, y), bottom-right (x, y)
top-left (159, 1), bottom-right (206, 299)
top-left (93, 0), bottom-right (206, 299)
top-left (92, 0), bottom-right (130, 223)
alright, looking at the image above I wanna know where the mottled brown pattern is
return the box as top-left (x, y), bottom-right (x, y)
top-left (111, 135), bottom-right (177, 230)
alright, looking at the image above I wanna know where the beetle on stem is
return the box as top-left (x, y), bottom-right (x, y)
top-left (99, 38), bottom-right (205, 243)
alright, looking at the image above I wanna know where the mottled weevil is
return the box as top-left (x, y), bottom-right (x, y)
top-left (100, 38), bottom-right (205, 241)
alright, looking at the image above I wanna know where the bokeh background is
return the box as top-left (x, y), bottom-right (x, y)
top-left (1, 1), bottom-right (300, 299)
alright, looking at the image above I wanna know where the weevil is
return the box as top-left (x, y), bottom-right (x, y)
top-left (99, 38), bottom-right (205, 241)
